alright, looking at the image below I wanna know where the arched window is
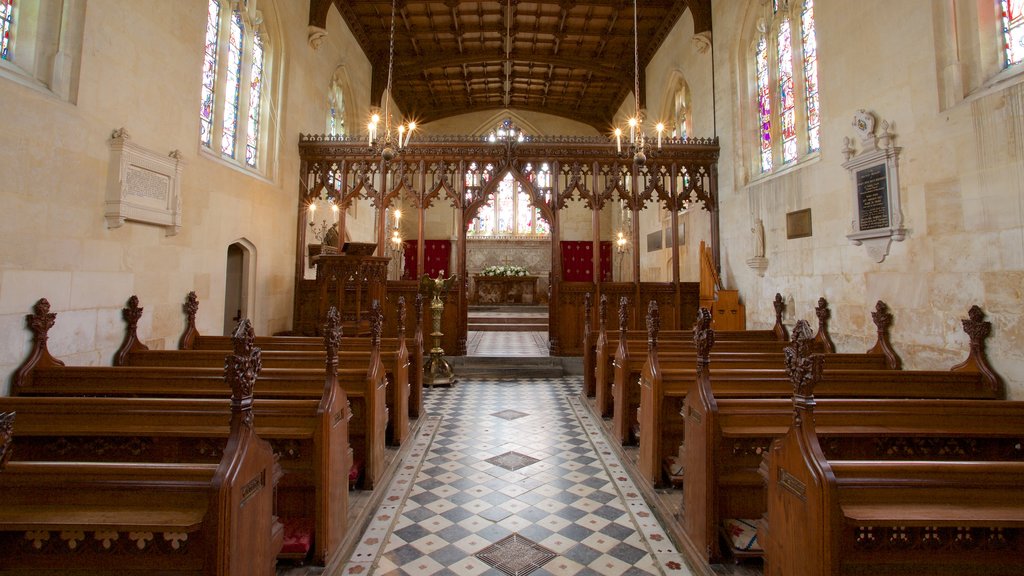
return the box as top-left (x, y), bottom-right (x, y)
top-left (666, 77), bottom-right (691, 140)
top-left (0, 0), bottom-right (13, 61)
top-left (1003, 0), bottom-right (1024, 68)
top-left (327, 70), bottom-right (347, 136)
top-left (751, 0), bottom-right (819, 176)
top-left (199, 0), bottom-right (273, 171)
top-left (0, 0), bottom-right (85, 101)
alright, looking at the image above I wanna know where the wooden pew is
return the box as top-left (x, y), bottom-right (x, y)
top-left (620, 296), bottom-right (883, 448)
top-left (173, 292), bottom-right (414, 446)
top-left (12, 300), bottom-right (387, 492)
top-left (760, 348), bottom-right (1024, 576)
top-left (683, 307), bottom-right (1016, 563)
top-left (634, 299), bottom-right (1000, 472)
top-left (0, 320), bottom-right (282, 576)
top-left (598, 293), bottom-right (796, 420)
top-left (586, 292), bottom-right (788, 402)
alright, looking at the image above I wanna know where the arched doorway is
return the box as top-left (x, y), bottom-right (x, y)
top-left (224, 239), bottom-right (256, 335)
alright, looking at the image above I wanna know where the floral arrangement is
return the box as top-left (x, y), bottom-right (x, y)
top-left (481, 265), bottom-right (529, 277)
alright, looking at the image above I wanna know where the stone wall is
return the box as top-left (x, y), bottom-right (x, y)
top-left (0, 0), bottom-right (372, 394)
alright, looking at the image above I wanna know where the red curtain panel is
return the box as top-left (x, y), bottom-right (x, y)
top-left (560, 241), bottom-right (612, 282)
top-left (402, 240), bottom-right (452, 280)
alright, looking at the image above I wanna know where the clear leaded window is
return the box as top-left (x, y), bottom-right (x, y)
top-left (0, 0), bottom-right (14, 61)
top-left (752, 0), bottom-right (819, 175)
top-left (1002, 0), bottom-right (1024, 68)
top-left (199, 0), bottom-right (270, 171)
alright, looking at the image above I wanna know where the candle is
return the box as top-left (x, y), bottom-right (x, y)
top-left (628, 118), bottom-right (637, 144)
top-left (614, 128), bottom-right (622, 154)
top-left (406, 122), bottom-right (416, 147)
top-left (331, 203), bottom-right (339, 221)
top-left (397, 125), bottom-right (405, 148)
top-left (656, 123), bottom-right (665, 149)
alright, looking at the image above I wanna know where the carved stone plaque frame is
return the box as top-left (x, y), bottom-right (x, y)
top-left (841, 110), bottom-right (905, 262)
top-left (105, 128), bottom-right (183, 236)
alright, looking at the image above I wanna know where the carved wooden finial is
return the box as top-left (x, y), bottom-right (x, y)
top-left (12, 298), bottom-right (66, 390)
top-left (184, 291), bottom-right (199, 321)
top-left (225, 319), bottom-right (260, 419)
top-left (397, 296), bottom-right (407, 338)
top-left (123, 295), bottom-right (143, 328)
top-left (867, 301), bottom-right (901, 369)
top-left (599, 294), bottom-right (608, 331)
top-left (784, 320), bottom-right (822, 422)
top-left (0, 412), bottom-right (14, 471)
top-left (772, 293), bottom-right (788, 340)
top-left (28, 298), bottom-right (57, 342)
top-left (950, 305), bottom-right (1002, 396)
top-left (813, 297), bottom-right (835, 353)
top-left (371, 300), bottom-right (383, 348)
top-left (323, 306), bottom-right (342, 368)
top-left (646, 300), bottom-right (660, 350)
top-left (693, 307), bottom-right (715, 366)
top-left (871, 300), bottom-right (892, 334)
top-left (962, 305), bottom-right (991, 349)
top-left (584, 292), bottom-right (593, 334)
top-left (179, 291), bottom-right (201, 350)
top-left (114, 295), bottom-right (149, 365)
top-left (415, 292), bottom-right (424, 326)
top-left (618, 296), bottom-right (629, 335)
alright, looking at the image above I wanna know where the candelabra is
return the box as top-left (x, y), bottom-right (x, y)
top-left (367, 0), bottom-right (418, 163)
top-left (386, 208), bottom-right (405, 280)
top-left (611, 0), bottom-right (667, 167)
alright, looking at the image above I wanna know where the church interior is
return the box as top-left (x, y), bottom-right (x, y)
top-left (1, 0), bottom-right (1023, 574)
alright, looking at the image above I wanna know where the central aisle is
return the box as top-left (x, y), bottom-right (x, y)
top-left (341, 377), bottom-right (693, 575)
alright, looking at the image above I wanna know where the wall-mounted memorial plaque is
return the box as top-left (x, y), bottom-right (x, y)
top-left (105, 128), bottom-right (184, 236)
top-left (786, 208), bottom-right (813, 239)
top-left (842, 110), bottom-right (906, 262)
top-left (855, 164), bottom-right (889, 231)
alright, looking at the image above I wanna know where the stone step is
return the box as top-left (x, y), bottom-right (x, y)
top-left (467, 323), bottom-right (548, 332)
top-left (449, 356), bottom-right (565, 378)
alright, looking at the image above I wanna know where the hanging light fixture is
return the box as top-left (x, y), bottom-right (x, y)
top-left (369, 0), bottom-right (416, 162)
top-left (612, 0), bottom-right (666, 167)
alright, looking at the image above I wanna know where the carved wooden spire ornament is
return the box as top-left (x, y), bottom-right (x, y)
top-left (951, 305), bottom-right (1003, 395)
top-left (397, 296), bottom-right (407, 338)
top-left (179, 291), bottom-right (201, 350)
top-left (114, 295), bottom-right (150, 365)
top-left (371, 299), bottom-right (383, 348)
top-left (12, 298), bottom-right (65, 390)
top-left (584, 292), bottom-right (592, 338)
top-left (646, 300), bottom-right (659, 350)
top-left (868, 300), bottom-right (902, 369)
top-left (813, 297), bottom-right (835, 353)
top-left (0, 411), bottom-right (14, 471)
top-left (323, 305), bottom-right (342, 369)
top-left (784, 320), bottom-right (823, 423)
top-left (693, 307), bottom-right (714, 367)
top-left (599, 294), bottom-right (608, 332)
top-left (772, 292), bottom-right (788, 340)
top-left (618, 296), bottom-right (629, 336)
top-left (225, 318), bottom-right (261, 421)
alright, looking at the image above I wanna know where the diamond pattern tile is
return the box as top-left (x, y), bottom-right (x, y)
top-left (338, 376), bottom-right (695, 576)
top-left (491, 409), bottom-right (529, 421)
top-left (475, 533), bottom-right (557, 576)
top-left (486, 451), bottom-right (541, 471)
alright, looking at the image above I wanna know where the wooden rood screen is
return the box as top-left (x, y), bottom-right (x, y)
top-left (296, 134), bottom-right (719, 355)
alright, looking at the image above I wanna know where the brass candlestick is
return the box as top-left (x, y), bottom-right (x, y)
top-left (420, 271), bottom-right (457, 387)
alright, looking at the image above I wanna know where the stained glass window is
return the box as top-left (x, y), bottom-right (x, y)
top-left (496, 177), bottom-right (515, 234)
top-left (245, 31), bottom-right (263, 167)
top-left (1002, 0), bottom-right (1024, 68)
top-left (0, 0), bottom-right (13, 61)
top-left (221, 10), bottom-right (243, 157)
top-left (801, 0), bottom-right (820, 152)
top-left (778, 18), bottom-right (797, 164)
top-left (755, 35), bottom-right (773, 173)
top-left (200, 0), bottom-right (221, 148)
top-left (475, 196), bottom-right (496, 236)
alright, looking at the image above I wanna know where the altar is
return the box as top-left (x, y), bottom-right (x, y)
top-left (473, 275), bottom-right (540, 304)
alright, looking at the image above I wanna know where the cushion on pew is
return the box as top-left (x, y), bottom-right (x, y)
top-left (279, 517), bottom-right (314, 558)
top-left (349, 458), bottom-right (363, 489)
top-left (721, 518), bottom-right (762, 554)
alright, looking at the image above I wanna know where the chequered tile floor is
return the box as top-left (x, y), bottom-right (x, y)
top-left (340, 377), bottom-right (693, 575)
